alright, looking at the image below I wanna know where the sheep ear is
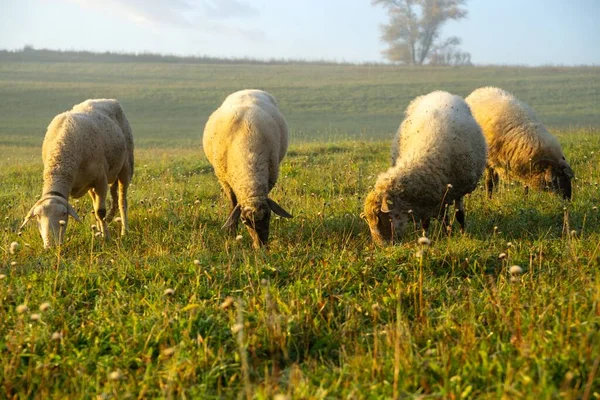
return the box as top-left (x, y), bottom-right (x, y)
top-left (380, 196), bottom-right (392, 213)
top-left (67, 203), bottom-right (81, 222)
top-left (20, 205), bottom-right (37, 230)
top-left (222, 204), bottom-right (241, 229)
top-left (267, 198), bottom-right (292, 218)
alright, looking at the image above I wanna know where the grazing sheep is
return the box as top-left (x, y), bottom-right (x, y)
top-left (203, 89), bottom-right (292, 248)
top-left (20, 99), bottom-right (134, 248)
top-left (363, 91), bottom-right (487, 245)
top-left (465, 86), bottom-right (573, 199)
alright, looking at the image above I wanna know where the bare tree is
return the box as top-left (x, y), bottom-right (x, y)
top-left (373, 0), bottom-right (470, 65)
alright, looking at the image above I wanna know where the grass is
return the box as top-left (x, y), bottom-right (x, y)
top-left (0, 61), bottom-right (599, 398)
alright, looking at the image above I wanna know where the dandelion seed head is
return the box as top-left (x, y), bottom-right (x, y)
top-left (235, 235), bottom-right (243, 241)
top-left (162, 347), bottom-right (175, 357)
top-left (0, 274), bottom-right (6, 280)
top-left (163, 288), bottom-right (175, 296)
top-left (407, 209), bottom-right (413, 214)
top-left (193, 259), bottom-right (201, 266)
top-left (498, 252), bottom-right (507, 260)
top-left (9, 241), bottom-right (19, 254)
top-left (114, 217), bottom-right (122, 223)
top-left (415, 250), bottom-right (424, 258)
top-left (231, 323), bottom-right (243, 334)
top-left (16, 304), bottom-right (28, 314)
top-left (39, 302), bottom-right (51, 312)
top-left (95, 232), bottom-right (102, 237)
top-left (10, 261), bottom-right (17, 267)
top-left (417, 237), bottom-right (431, 246)
top-left (447, 183), bottom-right (453, 189)
top-left (30, 313), bottom-right (41, 321)
top-left (220, 296), bottom-right (235, 309)
top-left (509, 265), bottom-right (523, 275)
top-left (507, 242), bottom-right (513, 248)
top-left (51, 331), bottom-right (63, 341)
top-left (108, 371), bottom-right (121, 381)
top-left (570, 229), bottom-right (577, 237)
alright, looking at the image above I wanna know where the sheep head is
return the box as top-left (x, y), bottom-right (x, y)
top-left (20, 194), bottom-right (81, 248)
top-left (222, 198), bottom-right (292, 248)
top-left (362, 190), bottom-right (409, 245)
top-left (536, 157), bottom-right (574, 200)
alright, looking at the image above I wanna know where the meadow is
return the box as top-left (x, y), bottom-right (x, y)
top-left (0, 60), bottom-right (599, 398)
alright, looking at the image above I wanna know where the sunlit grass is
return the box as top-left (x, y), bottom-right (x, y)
top-left (1, 130), bottom-right (599, 398)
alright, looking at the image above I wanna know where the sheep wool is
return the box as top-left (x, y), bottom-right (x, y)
top-left (363, 91), bottom-right (487, 245)
top-left (203, 89), bottom-right (292, 248)
top-left (465, 86), bottom-right (573, 199)
top-left (21, 99), bottom-right (134, 248)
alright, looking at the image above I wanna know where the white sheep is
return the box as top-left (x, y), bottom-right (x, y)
top-left (203, 89), bottom-right (292, 248)
top-left (465, 87), bottom-right (573, 199)
top-left (20, 99), bottom-right (134, 248)
top-left (363, 91), bottom-right (487, 245)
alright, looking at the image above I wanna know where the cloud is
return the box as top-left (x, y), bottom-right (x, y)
top-left (62, 0), bottom-right (261, 34)
top-left (200, 0), bottom-right (259, 19)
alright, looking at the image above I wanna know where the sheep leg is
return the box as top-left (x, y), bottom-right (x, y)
top-left (222, 183), bottom-right (239, 235)
top-left (90, 180), bottom-right (109, 240)
top-left (105, 182), bottom-right (119, 222)
top-left (117, 170), bottom-right (130, 237)
top-left (485, 166), bottom-right (499, 199)
top-left (455, 198), bottom-right (466, 233)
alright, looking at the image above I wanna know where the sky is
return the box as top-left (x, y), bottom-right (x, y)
top-left (0, 0), bottom-right (598, 65)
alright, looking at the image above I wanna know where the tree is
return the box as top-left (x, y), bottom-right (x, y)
top-left (373, 0), bottom-right (470, 65)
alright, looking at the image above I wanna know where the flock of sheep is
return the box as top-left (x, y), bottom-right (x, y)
top-left (19, 87), bottom-right (573, 249)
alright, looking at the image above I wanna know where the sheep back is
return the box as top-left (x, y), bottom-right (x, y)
top-left (202, 89), bottom-right (288, 201)
top-left (42, 99), bottom-right (134, 197)
top-left (465, 87), bottom-right (571, 191)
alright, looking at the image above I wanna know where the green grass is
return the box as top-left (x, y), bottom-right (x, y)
top-left (0, 61), bottom-right (599, 398)
top-left (1, 62), bottom-right (599, 145)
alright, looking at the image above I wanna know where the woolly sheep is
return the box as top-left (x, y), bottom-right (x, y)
top-left (203, 89), bottom-right (292, 248)
top-left (363, 91), bottom-right (487, 245)
top-left (20, 99), bottom-right (134, 248)
top-left (465, 87), bottom-right (573, 199)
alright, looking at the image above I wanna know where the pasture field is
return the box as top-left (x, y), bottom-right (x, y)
top-left (0, 61), bottom-right (600, 398)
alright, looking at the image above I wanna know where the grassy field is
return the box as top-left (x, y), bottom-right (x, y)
top-left (1, 61), bottom-right (600, 398)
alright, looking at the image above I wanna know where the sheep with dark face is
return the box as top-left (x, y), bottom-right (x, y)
top-left (465, 87), bottom-right (574, 199)
top-left (363, 91), bottom-right (487, 245)
top-left (203, 89), bottom-right (292, 248)
top-left (20, 99), bottom-right (134, 248)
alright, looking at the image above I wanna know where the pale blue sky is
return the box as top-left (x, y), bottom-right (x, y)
top-left (0, 0), bottom-right (598, 65)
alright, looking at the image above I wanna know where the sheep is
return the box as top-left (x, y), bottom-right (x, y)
top-left (362, 91), bottom-right (487, 245)
top-left (465, 87), bottom-right (573, 199)
top-left (203, 89), bottom-right (292, 248)
top-left (20, 99), bottom-right (134, 248)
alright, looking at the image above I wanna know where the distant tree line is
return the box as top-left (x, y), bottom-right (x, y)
top-left (0, 45), bottom-right (356, 65)
top-left (1, 45), bottom-right (475, 67)
top-left (0, 46), bottom-right (365, 66)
